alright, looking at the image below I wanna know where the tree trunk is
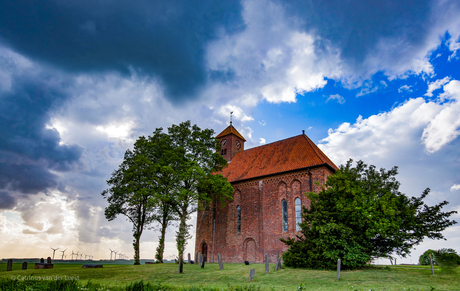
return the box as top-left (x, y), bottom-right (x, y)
top-left (133, 234), bottom-right (141, 265)
top-left (155, 219), bottom-right (167, 263)
top-left (176, 207), bottom-right (188, 261)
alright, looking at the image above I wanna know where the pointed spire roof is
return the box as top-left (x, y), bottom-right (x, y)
top-left (216, 124), bottom-right (246, 141)
top-left (221, 134), bottom-right (337, 182)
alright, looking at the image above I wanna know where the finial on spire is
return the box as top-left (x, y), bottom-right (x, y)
top-left (230, 111), bottom-right (233, 124)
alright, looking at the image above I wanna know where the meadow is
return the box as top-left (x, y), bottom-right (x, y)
top-left (0, 261), bottom-right (458, 291)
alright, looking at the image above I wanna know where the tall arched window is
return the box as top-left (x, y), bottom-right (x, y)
top-left (282, 199), bottom-right (288, 232)
top-left (295, 198), bottom-right (302, 231)
top-left (237, 205), bottom-right (241, 233)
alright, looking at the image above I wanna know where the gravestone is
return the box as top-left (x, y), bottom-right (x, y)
top-left (249, 268), bottom-right (255, 281)
top-left (188, 253), bottom-right (191, 264)
top-left (430, 254), bottom-right (434, 275)
top-left (7, 259), bottom-right (12, 271)
top-left (22, 262), bottom-right (27, 270)
top-left (218, 253), bottom-right (223, 270)
top-left (336, 259), bottom-right (341, 280)
top-left (200, 255), bottom-right (205, 269)
top-left (178, 257), bottom-right (183, 274)
top-left (82, 264), bottom-right (103, 268)
top-left (40, 258), bottom-right (44, 263)
top-left (275, 252), bottom-right (281, 271)
top-left (264, 254), bottom-right (269, 274)
top-left (195, 252), bottom-right (198, 265)
top-left (244, 261), bottom-right (250, 265)
top-left (47, 257), bottom-right (52, 264)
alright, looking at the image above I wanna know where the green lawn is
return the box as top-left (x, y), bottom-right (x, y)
top-left (0, 262), bottom-right (458, 290)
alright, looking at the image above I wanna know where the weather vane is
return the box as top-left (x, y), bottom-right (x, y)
top-left (230, 111), bottom-right (233, 124)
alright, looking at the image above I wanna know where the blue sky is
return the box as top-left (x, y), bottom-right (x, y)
top-left (0, 0), bottom-right (459, 263)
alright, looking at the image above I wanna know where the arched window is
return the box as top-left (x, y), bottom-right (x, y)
top-left (295, 198), bottom-right (301, 231)
top-left (282, 199), bottom-right (288, 232)
top-left (237, 205), bottom-right (241, 233)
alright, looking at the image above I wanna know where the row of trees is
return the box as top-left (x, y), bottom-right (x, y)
top-left (282, 160), bottom-right (458, 269)
top-left (102, 121), bottom-right (233, 264)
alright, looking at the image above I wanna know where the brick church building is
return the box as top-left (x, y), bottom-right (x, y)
top-left (195, 123), bottom-right (338, 263)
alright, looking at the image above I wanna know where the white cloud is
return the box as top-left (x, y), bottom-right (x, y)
top-left (218, 105), bottom-right (253, 122)
top-left (259, 138), bottom-right (266, 144)
top-left (326, 94), bottom-right (345, 104)
top-left (451, 184), bottom-right (460, 191)
top-left (258, 120), bottom-right (266, 126)
top-left (425, 76), bottom-right (451, 97)
top-left (422, 80), bottom-right (460, 152)
top-left (398, 85), bottom-right (412, 93)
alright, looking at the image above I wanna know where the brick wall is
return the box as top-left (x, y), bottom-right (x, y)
top-left (195, 165), bottom-right (334, 263)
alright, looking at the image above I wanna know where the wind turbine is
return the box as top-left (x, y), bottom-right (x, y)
top-left (75, 251), bottom-right (80, 260)
top-left (109, 248), bottom-right (116, 260)
top-left (114, 250), bottom-right (118, 260)
top-left (59, 249), bottom-right (67, 260)
top-left (70, 251), bottom-right (75, 260)
top-left (80, 253), bottom-right (83, 260)
top-left (50, 247), bottom-right (59, 260)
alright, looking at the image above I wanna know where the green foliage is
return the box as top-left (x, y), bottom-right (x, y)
top-left (435, 248), bottom-right (460, 272)
top-left (282, 159), bottom-right (457, 270)
top-left (419, 249), bottom-right (437, 265)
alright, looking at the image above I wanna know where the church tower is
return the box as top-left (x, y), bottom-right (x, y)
top-left (215, 123), bottom-right (246, 162)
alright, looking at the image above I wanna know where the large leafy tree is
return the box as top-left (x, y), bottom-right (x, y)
top-left (167, 121), bottom-right (233, 262)
top-left (282, 160), bottom-right (457, 270)
top-left (102, 136), bottom-right (157, 265)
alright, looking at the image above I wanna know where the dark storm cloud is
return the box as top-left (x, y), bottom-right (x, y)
top-left (279, 0), bottom-right (435, 72)
top-left (0, 59), bottom-right (83, 201)
top-left (0, 0), bottom-right (244, 100)
top-left (0, 191), bottom-right (16, 209)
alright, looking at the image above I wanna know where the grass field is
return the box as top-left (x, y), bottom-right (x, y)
top-left (0, 262), bottom-right (458, 290)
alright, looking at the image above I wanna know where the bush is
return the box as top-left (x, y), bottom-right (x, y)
top-left (419, 249), bottom-right (437, 265)
top-left (435, 248), bottom-right (460, 272)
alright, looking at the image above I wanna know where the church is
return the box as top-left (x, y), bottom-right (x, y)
top-left (195, 123), bottom-right (338, 263)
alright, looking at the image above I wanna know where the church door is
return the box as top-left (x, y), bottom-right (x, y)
top-left (201, 243), bottom-right (208, 262)
top-left (243, 239), bottom-right (256, 263)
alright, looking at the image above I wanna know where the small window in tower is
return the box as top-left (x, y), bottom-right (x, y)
top-left (237, 205), bottom-right (241, 233)
top-left (295, 198), bottom-right (301, 231)
top-left (282, 199), bottom-right (288, 232)
top-left (221, 149), bottom-right (227, 156)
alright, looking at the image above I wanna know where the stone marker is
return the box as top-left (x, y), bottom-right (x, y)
top-left (336, 259), bottom-right (341, 280)
top-left (188, 253), bottom-right (191, 264)
top-left (265, 254), bottom-right (269, 274)
top-left (200, 255), bottom-right (206, 269)
top-left (47, 257), bottom-right (52, 264)
top-left (429, 254), bottom-right (434, 275)
top-left (249, 268), bottom-right (255, 281)
top-left (40, 258), bottom-right (44, 263)
top-left (22, 262), bottom-right (27, 270)
top-left (195, 252), bottom-right (198, 264)
top-left (7, 259), bottom-right (12, 271)
top-left (82, 264), bottom-right (103, 268)
top-left (244, 261), bottom-right (250, 265)
top-left (178, 257), bottom-right (183, 274)
top-left (218, 253), bottom-right (223, 270)
top-left (275, 253), bottom-right (281, 271)
top-left (34, 263), bottom-right (53, 269)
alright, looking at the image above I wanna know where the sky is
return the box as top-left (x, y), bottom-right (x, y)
top-left (0, 0), bottom-right (459, 264)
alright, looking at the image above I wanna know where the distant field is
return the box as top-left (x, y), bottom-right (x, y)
top-left (0, 262), bottom-right (458, 290)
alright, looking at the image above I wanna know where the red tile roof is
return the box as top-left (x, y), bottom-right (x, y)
top-left (221, 134), bottom-right (338, 183)
top-left (216, 124), bottom-right (246, 141)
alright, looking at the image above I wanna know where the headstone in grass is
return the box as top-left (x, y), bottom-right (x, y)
top-left (7, 259), bottom-right (12, 271)
top-left (218, 253), bottom-right (223, 270)
top-left (22, 262), bottom-right (27, 270)
top-left (336, 259), bottom-right (341, 280)
top-left (178, 257), bottom-right (183, 274)
top-left (40, 258), bottom-right (44, 263)
top-left (200, 255), bottom-right (205, 269)
top-left (275, 253), bottom-right (281, 271)
top-left (430, 254), bottom-right (434, 275)
top-left (47, 257), bottom-right (52, 264)
top-left (265, 254), bottom-right (269, 274)
top-left (249, 268), bottom-right (255, 281)
top-left (195, 251), bottom-right (198, 264)
top-left (188, 253), bottom-right (191, 264)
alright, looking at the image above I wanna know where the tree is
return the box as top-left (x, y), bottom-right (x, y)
top-left (166, 121), bottom-right (233, 262)
top-left (419, 249), bottom-right (437, 265)
top-left (102, 136), bottom-right (157, 265)
top-left (281, 159), bottom-right (457, 270)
